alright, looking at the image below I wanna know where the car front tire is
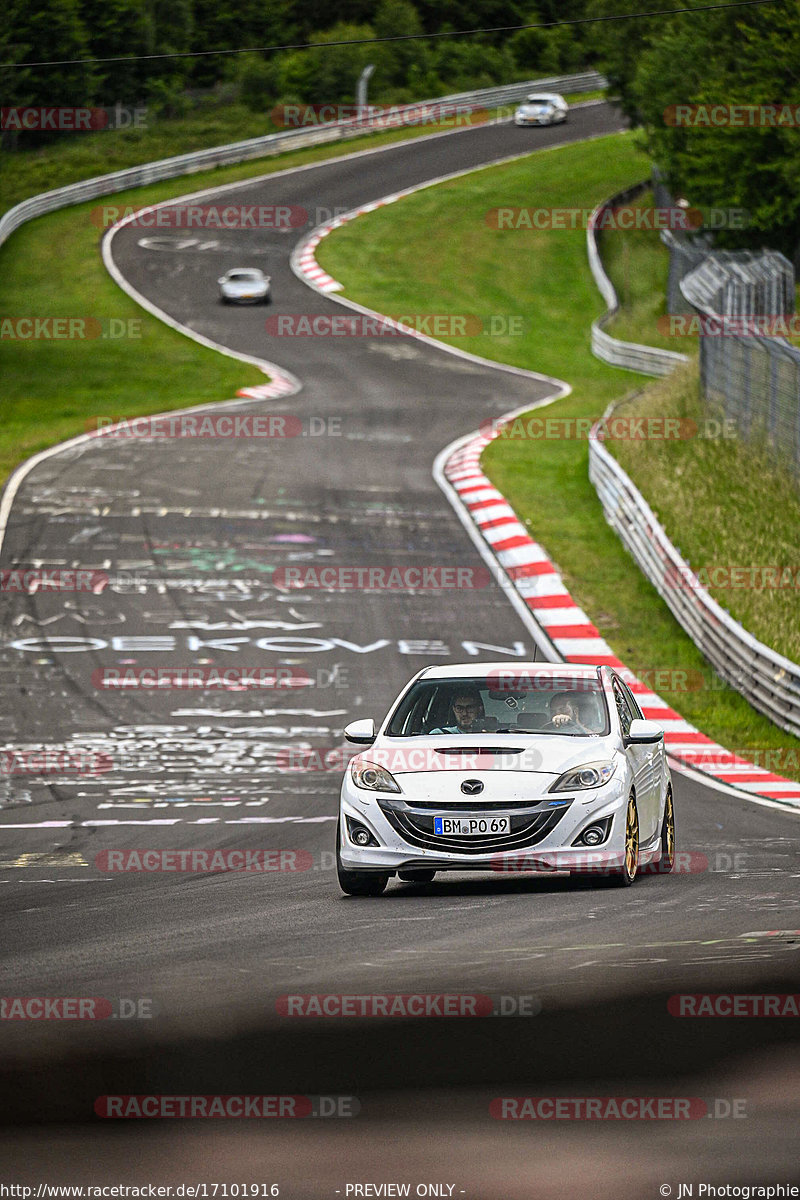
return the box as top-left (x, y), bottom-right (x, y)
top-left (602, 793), bottom-right (639, 887)
top-left (336, 826), bottom-right (389, 896)
top-left (656, 788), bottom-right (676, 874)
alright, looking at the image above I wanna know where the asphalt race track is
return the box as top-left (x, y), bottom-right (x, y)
top-left (1, 102), bottom-right (799, 1189)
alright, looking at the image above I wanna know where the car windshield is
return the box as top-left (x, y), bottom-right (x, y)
top-left (525, 96), bottom-right (553, 105)
top-left (228, 270), bottom-right (260, 281)
top-left (386, 674), bottom-right (609, 738)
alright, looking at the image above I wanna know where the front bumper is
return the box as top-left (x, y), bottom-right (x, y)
top-left (221, 290), bottom-right (270, 303)
top-left (339, 776), bottom-right (630, 874)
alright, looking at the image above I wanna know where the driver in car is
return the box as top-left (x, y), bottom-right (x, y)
top-left (430, 688), bottom-right (485, 734)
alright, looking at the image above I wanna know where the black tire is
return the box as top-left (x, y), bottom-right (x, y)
top-left (336, 826), bottom-right (389, 896)
top-left (601, 793), bottom-right (639, 887)
top-left (398, 869), bottom-right (436, 883)
top-left (656, 788), bottom-right (676, 874)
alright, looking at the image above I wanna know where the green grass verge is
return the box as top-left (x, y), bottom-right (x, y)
top-left (1, 186), bottom-right (265, 486)
top-left (600, 190), bottom-right (696, 353)
top-left (317, 130), bottom-right (800, 777)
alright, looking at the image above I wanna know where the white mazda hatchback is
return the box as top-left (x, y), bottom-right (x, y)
top-left (336, 662), bottom-right (675, 895)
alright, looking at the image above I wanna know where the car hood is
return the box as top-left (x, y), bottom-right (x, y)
top-left (359, 733), bottom-right (618, 777)
top-left (517, 102), bottom-right (552, 113)
top-left (223, 278), bottom-right (268, 293)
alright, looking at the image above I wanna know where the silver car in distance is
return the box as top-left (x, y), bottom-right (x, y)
top-left (218, 267), bottom-right (271, 304)
top-left (514, 92), bottom-right (569, 126)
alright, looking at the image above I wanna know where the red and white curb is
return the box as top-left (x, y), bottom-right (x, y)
top-left (293, 197), bottom-right (404, 293)
top-left (295, 228), bottom-right (344, 292)
top-left (444, 426), bottom-right (800, 808)
top-left (291, 110), bottom-right (618, 298)
top-left (235, 367), bottom-right (298, 401)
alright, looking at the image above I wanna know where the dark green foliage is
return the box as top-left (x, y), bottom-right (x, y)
top-left (2, 0), bottom-right (593, 142)
top-left (589, 0), bottom-right (800, 256)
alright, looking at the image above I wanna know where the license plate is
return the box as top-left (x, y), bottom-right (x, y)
top-left (433, 815), bottom-right (511, 836)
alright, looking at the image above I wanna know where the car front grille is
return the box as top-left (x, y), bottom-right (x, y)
top-left (377, 798), bottom-right (572, 854)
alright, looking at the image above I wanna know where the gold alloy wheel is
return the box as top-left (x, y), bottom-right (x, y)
top-left (624, 794), bottom-right (639, 883)
top-left (661, 789), bottom-right (676, 872)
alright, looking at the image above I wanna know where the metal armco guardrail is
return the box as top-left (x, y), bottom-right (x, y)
top-left (586, 181), bottom-right (690, 376)
top-left (679, 253), bottom-right (800, 485)
top-left (0, 71), bottom-right (606, 254)
top-left (589, 407), bottom-right (800, 738)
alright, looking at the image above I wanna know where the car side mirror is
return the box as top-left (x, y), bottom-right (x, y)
top-left (344, 718), bottom-right (376, 745)
top-left (626, 718), bottom-right (663, 745)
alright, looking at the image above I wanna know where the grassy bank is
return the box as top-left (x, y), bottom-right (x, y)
top-left (600, 190), bottom-right (695, 352)
top-left (608, 365), bottom-right (800, 663)
top-left (317, 130), bottom-right (800, 773)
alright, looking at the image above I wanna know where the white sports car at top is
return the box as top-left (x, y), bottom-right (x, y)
top-left (514, 92), bottom-right (569, 126)
top-left (336, 662), bottom-right (674, 895)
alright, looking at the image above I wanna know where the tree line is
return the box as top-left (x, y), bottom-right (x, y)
top-left (588, 0), bottom-right (800, 256)
top-left (1, 0), bottom-right (591, 121)
top-left (3, 0), bottom-right (798, 257)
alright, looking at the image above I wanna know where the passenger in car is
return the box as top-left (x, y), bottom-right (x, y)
top-left (545, 692), bottom-right (593, 733)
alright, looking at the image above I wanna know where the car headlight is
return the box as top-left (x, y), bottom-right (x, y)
top-left (550, 760), bottom-right (617, 792)
top-left (351, 759), bottom-right (402, 794)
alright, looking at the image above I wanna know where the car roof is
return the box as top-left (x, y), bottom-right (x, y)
top-left (525, 93), bottom-right (563, 102)
top-left (417, 662), bottom-right (602, 680)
